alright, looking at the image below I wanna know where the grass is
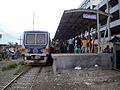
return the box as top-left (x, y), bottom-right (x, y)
top-left (18, 61), bottom-right (27, 65)
top-left (1, 63), bottom-right (17, 71)
top-left (1, 60), bottom-right (28, 72)
top-left (0, 60), bottom-right (32, 76)
top-left (14, 64), bottom-right (31, 75)
top-left (14, 60), bottom-right (31, 75)
top-left (0, 60), bottom-right (31, 80)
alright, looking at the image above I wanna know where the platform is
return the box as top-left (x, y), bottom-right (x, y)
top-left (52, 53), bottom-right (112, 74)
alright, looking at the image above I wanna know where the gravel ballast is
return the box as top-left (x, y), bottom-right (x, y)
top-left (32, 66), bottom-right (120, 90)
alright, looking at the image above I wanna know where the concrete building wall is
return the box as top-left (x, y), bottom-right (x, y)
top-left (92, 0), bottom-right (103, 5)
top-left (80, 0), bottom-right (103, 9)
top-left (80, 0), bottom-right (120, 32)
top-left (98, 0), bottom-right (120, 39)
top-left (80, 0), bottom-right (120, 29)
top-left (79, 0), bottom-right (120, 50)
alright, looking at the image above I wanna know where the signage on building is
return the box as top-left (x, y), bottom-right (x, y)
top-left (83, 13), bottom-right (96, 20)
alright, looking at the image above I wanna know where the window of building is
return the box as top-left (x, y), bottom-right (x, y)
top-left (111, 10), bottom-right (119, 22)
top-left (99, 4), bottom-right (106, 12)
top-left (109, 0), bottom-right (118, 8)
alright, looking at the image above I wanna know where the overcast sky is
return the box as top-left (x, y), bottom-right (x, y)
top-left (0, 0), bottom-right (83, 44)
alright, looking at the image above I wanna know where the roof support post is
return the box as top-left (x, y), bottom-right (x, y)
top-left (88, 26), bottom-right (91, 53)
top-left (108, 16), bottom-right (111, 41)
top-left (106, 0), bottom-right (111, 41)
top-left (101, 16), bottom-right (111, 52)
top-left (102, 16), bottom-right (110, 50)
top-left (97, 12), bottom-right (100, 54)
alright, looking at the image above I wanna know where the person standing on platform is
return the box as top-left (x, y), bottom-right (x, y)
top-left (82, 37), bottom-right (88, 53)
top-left (74, 36), bottom-right (82, 53)
top-left (68, 38), bottom-right (74, 53)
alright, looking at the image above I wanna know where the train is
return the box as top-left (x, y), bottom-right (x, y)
top-left (22, 30), bottom-right (53, 65)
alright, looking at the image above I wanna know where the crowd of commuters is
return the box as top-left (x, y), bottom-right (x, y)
top-left (0, 44), bottom-right (21, 60)
top-left (50, 36), bottom-right (114, 54)
top-left (50, 36), bottom-right (98, 54)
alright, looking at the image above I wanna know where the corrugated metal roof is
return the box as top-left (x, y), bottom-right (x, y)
top-left (54, 9), bottom-right (112, 40)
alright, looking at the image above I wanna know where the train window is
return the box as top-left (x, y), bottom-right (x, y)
top-left (26, 34), bottom-right (35, 44)
top-left (36, 34), bottom-right (46, 45)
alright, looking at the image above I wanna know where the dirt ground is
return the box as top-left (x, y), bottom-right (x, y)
top-left (31, 66), bottom-right (120, 90)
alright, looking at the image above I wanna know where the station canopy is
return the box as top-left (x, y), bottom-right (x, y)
top-left (54, 9), bottom-right (112, 40)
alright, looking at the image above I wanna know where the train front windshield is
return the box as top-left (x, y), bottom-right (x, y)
top-left (25, 33), bottom-right (46, 45)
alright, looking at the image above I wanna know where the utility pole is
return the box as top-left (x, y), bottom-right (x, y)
top-left (33, 12), bottom-right (35, 31)
top-left (18, 36), bottom-right (22, 46)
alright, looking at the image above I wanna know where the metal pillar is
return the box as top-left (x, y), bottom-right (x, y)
top-left (88, 26), bottom-right (91, 53)
top-left (103, 17), bottom-right (110, 43)
top-left (97, 12), bottom-right (100, 53)
top-left (107, 16), bottom-right (111, 40)
top-left (90, 0), bottom-right (93, 9)
top-left (113, 43), bottom-right (116, 69)
top-left (102, 16), bottom-right (111, 52)
top-left (106, 0), bottom-right (111, 40)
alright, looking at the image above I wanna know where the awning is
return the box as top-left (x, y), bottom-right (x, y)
top-left (54, 9), bottom-right (112, 40)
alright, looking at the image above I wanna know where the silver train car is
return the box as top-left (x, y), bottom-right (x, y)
top-left (22, 30), bottom-right (52, 65)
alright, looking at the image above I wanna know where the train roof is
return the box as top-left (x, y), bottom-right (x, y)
top-left (24, 30), bottom-right (49, 33)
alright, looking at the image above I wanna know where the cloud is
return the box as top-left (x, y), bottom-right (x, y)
top-left (0, 0), bottom-right (83, 44)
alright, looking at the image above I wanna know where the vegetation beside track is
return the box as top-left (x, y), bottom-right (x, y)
top-left (14, 64), bottom-right (31, 75)
top-left (1, 63), bottom-right (17, 72)
top-left (0, 60), bottom-right (31, 75)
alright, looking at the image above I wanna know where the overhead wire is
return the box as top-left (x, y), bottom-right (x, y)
top-left (0, 29), bottom-right (20, 40)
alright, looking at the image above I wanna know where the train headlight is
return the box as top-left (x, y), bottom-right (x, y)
top-left (19, 48), bottom-right (28, 54)
top-left (43, 48), bottom-right (49, 54)
top-left (33, 49), bottom-right (37, 53)
top-left (25, 48), bottom-right (28, 53)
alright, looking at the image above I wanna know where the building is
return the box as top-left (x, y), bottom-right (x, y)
top-left (80, 0), bottom-right (103, 9)
top-left (79, 0), bottom-right (120, 36)
top-left (79, 0), bottom-right (120, 47)
top-left (54, 0), bottom-right (120, 53)
top-left (96, 0), bottom-right (120, 36)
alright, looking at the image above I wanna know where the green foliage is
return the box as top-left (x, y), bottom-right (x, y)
top-left (14, 65), bottom-right (31, 75)
top-left (18, 61), bottom-right (27, 65)
top-left (1, 63), bottom-right (17, 71)
top-left (1, 60), bottom-right (30, 75)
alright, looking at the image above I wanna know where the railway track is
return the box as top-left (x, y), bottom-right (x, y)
top-left (1, 66), bottom-right (42, 90)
